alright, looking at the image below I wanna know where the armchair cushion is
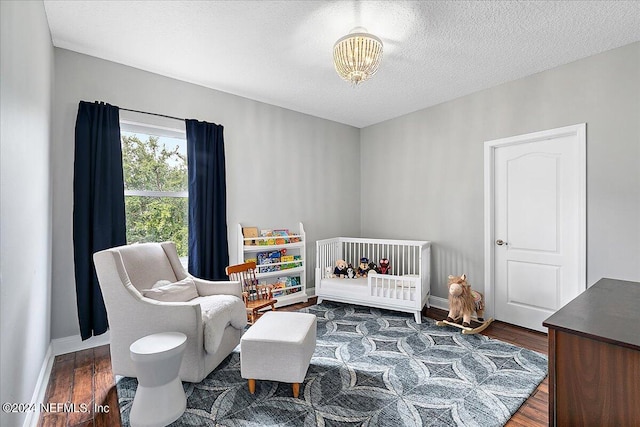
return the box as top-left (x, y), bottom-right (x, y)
top-left (117, 243), bottom-right (178, 291)
top-left (141, 277), bottom-right (199, 302)
top-left (192, 277), bottom-right (243, 299)
top-left (193, 295), bottom-right (247, 354)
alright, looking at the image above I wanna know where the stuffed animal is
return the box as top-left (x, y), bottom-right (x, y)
top-left (378, 258), bottom-right (391, 274)
top-left (357, 257), bottom-right (370, 277)
top-left (446, 274), bottom-right (485, 327)
top-left (346, 264), bottom-right (357, 279)
top-left (325, 266), bottom-right (335, 279)
top-left (368, 262), bottom-right (378, 274)
top-left (333, 259), bottom-right (348, 278)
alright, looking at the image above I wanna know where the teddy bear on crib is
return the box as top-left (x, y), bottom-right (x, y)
top-left (446, 274), bottom-right (485, 327)
top-left (333, 259), bottom-right (348, 278)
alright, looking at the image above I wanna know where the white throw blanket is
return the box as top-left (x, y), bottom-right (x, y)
top-left (196, 295), bottom-right (247, 354)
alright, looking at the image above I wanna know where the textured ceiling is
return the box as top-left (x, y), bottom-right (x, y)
top-left (43, 1), bottom-right (640, 128)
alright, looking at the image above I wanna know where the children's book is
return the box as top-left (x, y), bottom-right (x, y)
top-left (257, 250), bottom-right (281, 272)
top-left (281, 255), bottom-right (302, 269)
top-left (286, 276), bottom-right (301, 291)
top-left (259, 229), bottom-right (276, 245)
top-left (273, 229), bottom-right (290, 244)
top-left (242, 227), bottom-right (259, 245)
top-left (271, 278), bottom-right (287, 297)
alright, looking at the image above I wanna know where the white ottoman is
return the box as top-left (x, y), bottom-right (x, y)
top-left (241, 311), bottom-right (316, 398)
top-left (129, 332), bottom-right (187, 427)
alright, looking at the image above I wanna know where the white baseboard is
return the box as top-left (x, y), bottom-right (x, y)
top-left (51, 331), bottom-right (111, 356)
top-left (23, 343), bottom-right (53, 427)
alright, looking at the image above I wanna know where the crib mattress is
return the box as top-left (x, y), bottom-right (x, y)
top-left (319, 277), bottom-right (417, 300)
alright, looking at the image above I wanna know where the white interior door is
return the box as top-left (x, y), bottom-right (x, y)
top-left (485, 124), bottom-right (586, 332)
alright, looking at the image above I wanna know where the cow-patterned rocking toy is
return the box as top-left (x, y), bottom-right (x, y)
top-left (436, 274), bottom-right (494, 334)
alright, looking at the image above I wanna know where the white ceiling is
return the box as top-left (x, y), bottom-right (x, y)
top-left (43, 1), bottom-right (640, 128)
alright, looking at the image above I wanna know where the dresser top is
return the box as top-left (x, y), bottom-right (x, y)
top-left (543, 278), bottom-right (640, 350)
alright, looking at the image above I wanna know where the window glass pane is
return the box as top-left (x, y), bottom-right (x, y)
top-left (121, 131), bottom-right (187, 192)
top-left (124, 196), bottom-right (188, 257)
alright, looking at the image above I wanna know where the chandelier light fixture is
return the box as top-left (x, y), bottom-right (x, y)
top-left (333, 27), bottom-right (383, 86)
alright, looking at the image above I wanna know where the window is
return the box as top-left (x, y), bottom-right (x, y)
top-left (120, 121), bottom-right (188, 258)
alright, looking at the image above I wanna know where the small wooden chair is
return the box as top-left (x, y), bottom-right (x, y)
top-left (225, 261), bottom-right (276, 324)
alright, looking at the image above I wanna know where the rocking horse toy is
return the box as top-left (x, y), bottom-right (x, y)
top-left (436, 274), bottom-right (494, 334)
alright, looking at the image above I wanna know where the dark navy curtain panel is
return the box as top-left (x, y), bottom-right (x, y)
top-left (73, 101), bottom-right (126, 340)
top-left (185, 119), bottom-right (229, 280)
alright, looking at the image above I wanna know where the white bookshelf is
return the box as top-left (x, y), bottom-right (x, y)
top-left (237, 222), bottom-right (308, 308)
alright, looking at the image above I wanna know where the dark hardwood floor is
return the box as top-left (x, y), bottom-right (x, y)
top-left (39, 300), bottom-right (548, 426)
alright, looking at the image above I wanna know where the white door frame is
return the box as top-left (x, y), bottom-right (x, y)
top-left (483, 123), bottom-right (587, 320)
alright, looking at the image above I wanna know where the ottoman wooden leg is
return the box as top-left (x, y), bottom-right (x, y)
top-left (248, 379), bottom-right (256, 394)
top-left (292, 383), bottom-right (300, 398)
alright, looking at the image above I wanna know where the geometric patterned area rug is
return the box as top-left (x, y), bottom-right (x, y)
top-left (116, 301), bottom-right (547, 426)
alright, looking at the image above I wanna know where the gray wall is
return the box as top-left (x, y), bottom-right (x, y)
top-left (361, 42), bottom-right (640, 301)
top-left (0, 1), bottom-right (54, 426)
top-left (51, 49), bottom-right (361, 339)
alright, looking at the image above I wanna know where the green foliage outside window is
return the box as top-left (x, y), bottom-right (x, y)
top-left (121, 133), bottom-right (188, 257)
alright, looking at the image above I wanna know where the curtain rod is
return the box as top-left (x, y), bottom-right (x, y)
top-left (120, 107), bottom-right (184, 122)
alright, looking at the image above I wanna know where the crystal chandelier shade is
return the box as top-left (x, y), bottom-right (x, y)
top-left (333, 28), bottom-right (383, 86)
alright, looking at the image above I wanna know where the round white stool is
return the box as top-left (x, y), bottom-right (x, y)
top-left (129, 332), bottom-right (187, 427)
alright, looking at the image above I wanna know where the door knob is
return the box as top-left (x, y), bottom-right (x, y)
top-left (496, 239), bottom-right (507, 246)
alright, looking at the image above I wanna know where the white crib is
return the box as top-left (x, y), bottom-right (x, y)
top-left (315, 237), bottom-right (431, 323)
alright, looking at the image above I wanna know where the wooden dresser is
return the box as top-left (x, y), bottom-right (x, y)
top-left (543, 278), bottom-right (640, 426)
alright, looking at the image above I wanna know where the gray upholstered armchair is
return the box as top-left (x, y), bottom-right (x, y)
top-left (93, 241), bottom-right (246, 382)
